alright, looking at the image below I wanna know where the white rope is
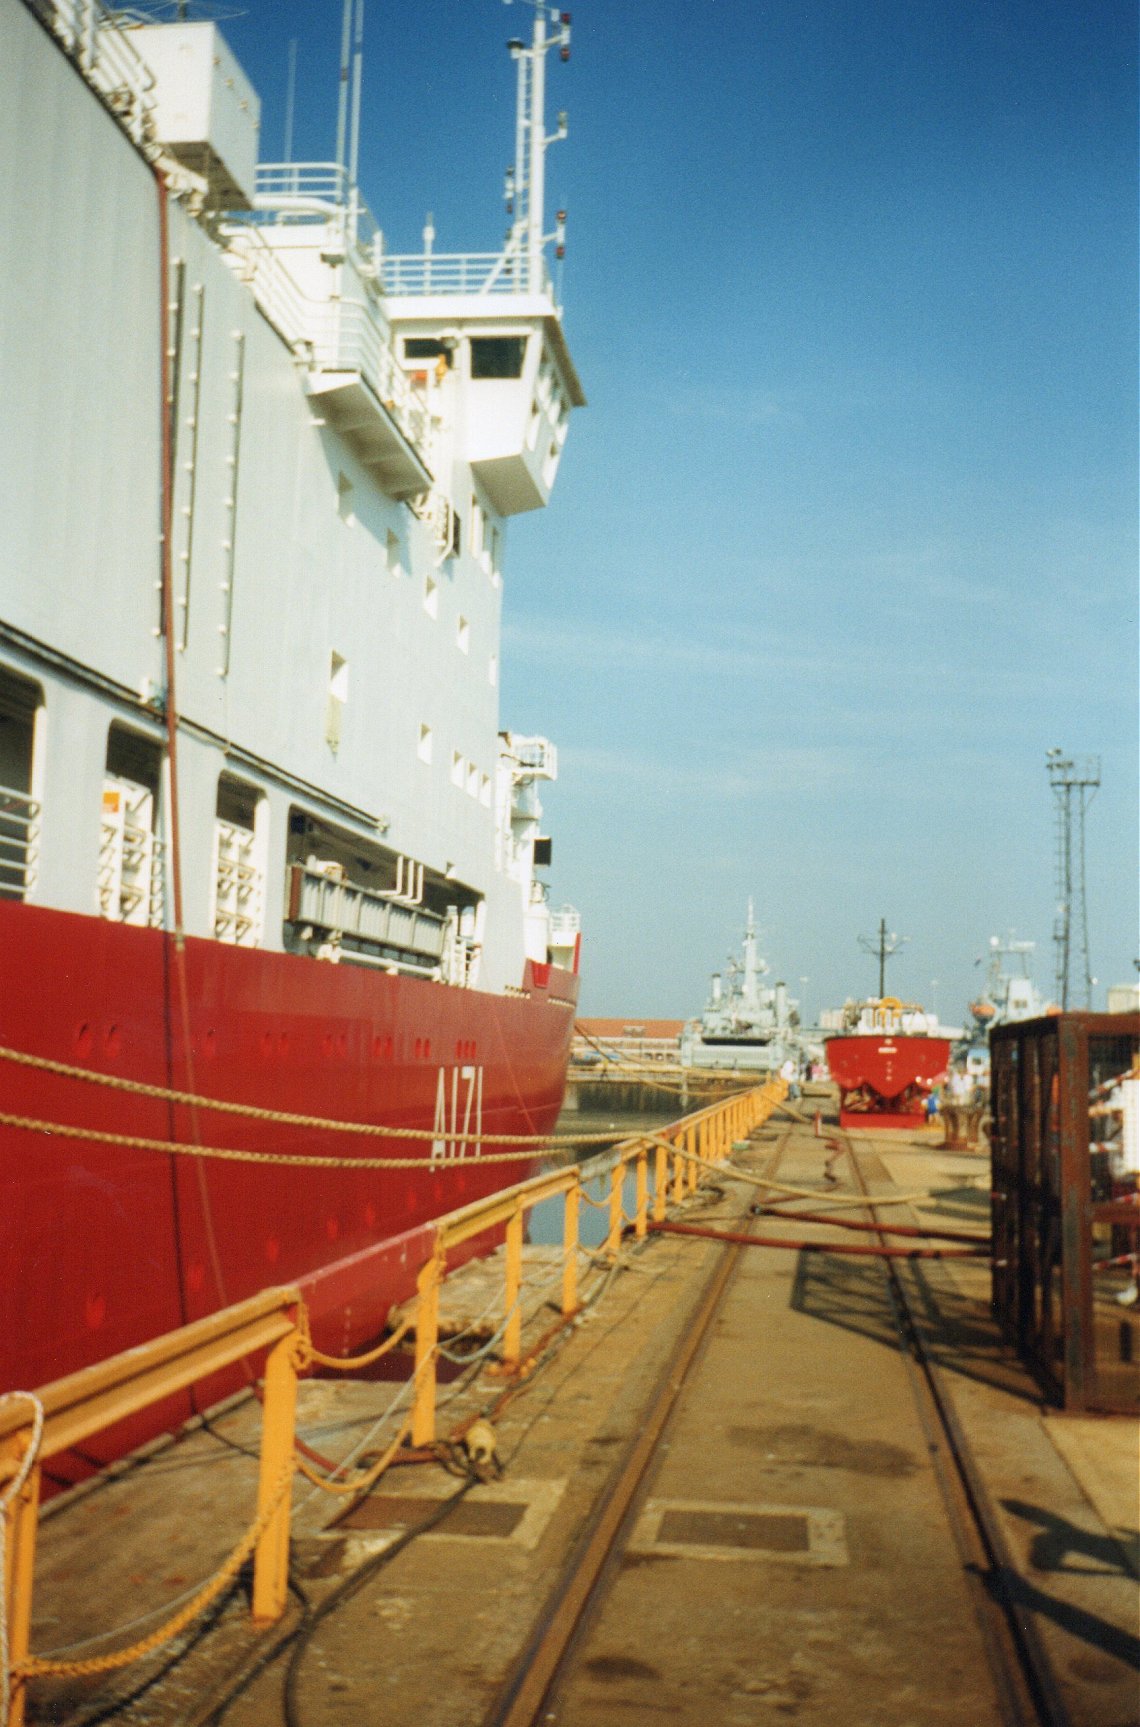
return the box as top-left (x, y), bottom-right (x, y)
top-left (294, 1366), bottom-right (421, 1514)
top-left (0, 1393), bottom-right (44, 1722)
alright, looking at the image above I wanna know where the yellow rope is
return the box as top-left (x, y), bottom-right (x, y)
top-left (293, 1418), bottom-right (412, 1498)
top-left (5, 1103), bottom-right (782, 1692)
top-left (295, 1311), bottom-right (414, 1373)
top-left (0, 1108), bottom-right (558, 1168)
top-left (0, 1043), bottom-right (641, 1148)
top-left (17, 1456), bottom-right (294, 1681)
top-left (0, 1089), bottom-right (769, 1172)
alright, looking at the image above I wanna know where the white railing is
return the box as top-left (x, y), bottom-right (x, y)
top-left (213, 820), bottom-right (263, 947)
top-left (312, 299), bottom-right (430, 449)
top-left (382, 251), bottom-right (554, 300)
top-left (222, 225), bottom-right (311, 351)
top-left (252, 166), bottom-right (556, 302)
top-left (98, 818), bottom-right (164, 928)
top-left (509, 736), bottom-right (558, 779)
top-left (288, 863), bottom-right (445, 962)
top-left (0, 788), bottom-right (40, 901)
top-left (252, 163), bottom-right (382, 262)
top-left (549, 905), bottom-right (581, 942)
top-left (255, 163), bottom-right (350, 214)
top-left (36, 0), bottom-right (155, 143)
top-left (222, 224), bottom-right (429, 454)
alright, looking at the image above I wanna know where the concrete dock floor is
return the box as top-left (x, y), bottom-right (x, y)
top-left (22, 1109), bottom-right (1139, 1727)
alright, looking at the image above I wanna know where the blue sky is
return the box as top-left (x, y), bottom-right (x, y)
top-left (223, 0), bottom-right (1137, 1023)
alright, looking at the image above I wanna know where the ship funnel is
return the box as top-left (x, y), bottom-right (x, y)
top-left (774, 981), bottom-right (788, 1026)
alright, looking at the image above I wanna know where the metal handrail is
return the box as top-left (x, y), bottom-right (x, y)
top-left (38, 0), bottom-right (155, 144)
top-left (221, 224), bottom-right (429, 453)
top-left (0, 1079), bottom-right (784, 1721)
top-left (251, 163), bottom-right (382, 259)
top-left (0, 1288), bottom-right (301, 1723)
top-left (382, 250), bottom-right (554, 300)
top-left (0, 790), bottom-right (40, 901)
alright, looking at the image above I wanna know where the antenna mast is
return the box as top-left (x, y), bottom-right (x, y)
top-left (858, 918), bottom-right (908, 998)
top-left (504, 4), bottom-right (571, 291)
top-left (1045, 750), bottom-right (1100, 1008)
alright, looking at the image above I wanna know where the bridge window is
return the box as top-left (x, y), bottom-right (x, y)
top-left (404, 337), bottom-right (451, 363)
top-left (470, 336), bottom-right (527, 379)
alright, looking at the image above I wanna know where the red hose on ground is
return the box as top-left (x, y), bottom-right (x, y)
top-left (751, 1208), bottom-right (989, 1246)
top-left (647, 1221), bottom-right (988, 1260)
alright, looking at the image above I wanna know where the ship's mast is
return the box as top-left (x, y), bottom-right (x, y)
top-left (858, 917), bottom-right (908, 998)
top-left (505, 3), bottom-right (571, 291)
top-left (335, 0), bottom-right (365, 244)
top-left (742, 899), bottom-right (759, 1010)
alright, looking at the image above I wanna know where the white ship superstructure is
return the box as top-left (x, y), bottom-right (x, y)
top-left (0, 0), bottom-right (589, 1439)
top-left (0, 0), bottom-right (583, 990)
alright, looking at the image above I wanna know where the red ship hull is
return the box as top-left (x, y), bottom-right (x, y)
top-left (0, 901), bottom-right (577, 1479)
top-left (826, 1033), bottom-right (950, 1130)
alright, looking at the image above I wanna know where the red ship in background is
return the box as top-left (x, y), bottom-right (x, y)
top-left (826, 998), bottom-right (950, 1129)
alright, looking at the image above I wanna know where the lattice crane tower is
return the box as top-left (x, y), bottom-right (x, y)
top-left (1045, 750), bottom-right (1100, 1009)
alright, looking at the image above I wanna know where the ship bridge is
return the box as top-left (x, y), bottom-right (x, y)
top-left (135, 3), bottom-right (583, 516)
top-left (382, 2), bottom-right (585, 517)
top-left (383, 250), bottom-right (585, 517)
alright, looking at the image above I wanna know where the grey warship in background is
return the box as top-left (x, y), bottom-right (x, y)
top-left (680, 902), bottom-right (800, 1073)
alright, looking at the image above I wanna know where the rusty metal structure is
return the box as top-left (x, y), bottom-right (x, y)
top-left (990, 1012), bottom-right (1139, 1413)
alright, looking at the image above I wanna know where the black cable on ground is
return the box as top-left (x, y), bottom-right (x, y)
top-left (191, 1474), bottom-right (477, 1727)
top-left (49, 1581), bottom-right (241, 1727)
top-left (281, 1474), bottom-right (478, 1727)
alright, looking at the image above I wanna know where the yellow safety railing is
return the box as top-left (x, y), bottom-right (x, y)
top-left (0, 1077), bottom-right (783, 1726)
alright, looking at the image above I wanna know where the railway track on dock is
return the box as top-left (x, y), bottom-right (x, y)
top-left (482, 1121), bottom-right (798, 1727)
top-left (484, 1114), bottom-right (1073, 1727)
top-left (834, 1124), bottom-right (1073, 1727)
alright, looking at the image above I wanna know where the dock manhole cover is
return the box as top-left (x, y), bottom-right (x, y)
top-left (341, 1496), bottom-right (527, 1538)
top-left (657, 1508), bottom-right (810, 1552)
top-left (629, 1499), bottom-right (848, 1567)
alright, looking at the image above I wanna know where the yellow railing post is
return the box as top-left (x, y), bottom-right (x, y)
top-left (504, 1205), bottom-right (524, 1363)
top-left (1, 1425), bottom-right (41, 1727)
top-left (251, 1329), bottom-right (298, 1625)
top-left (562, 1181), bottom-right (580, 1314)
top-left (654, 1141), bottom-right (668, 1221)
top-left (635, 1147), bottom-right (648, 1238)
top-left (412, 1250), bottom-right (442, 1446)
top-left (606, 1162), bottom-right (623, 1258)
top-left (687, 1122), bottom-right (698, 1194)
top-left (672, 1134), bottom-right (685, 1205)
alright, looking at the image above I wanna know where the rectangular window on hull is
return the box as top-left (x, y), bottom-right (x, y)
top-left (327, 653), bottom-right (349, 751)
